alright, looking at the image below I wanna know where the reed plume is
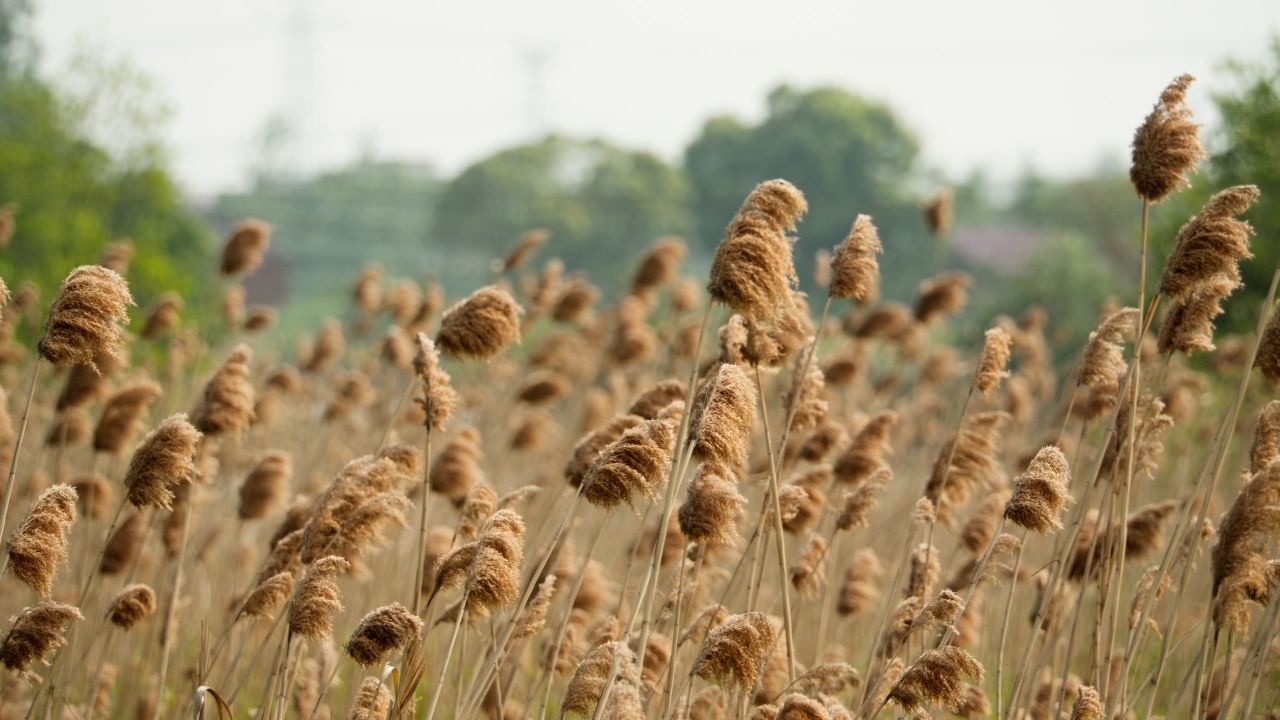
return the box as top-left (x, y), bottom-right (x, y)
top-left (1079, 307), bottom-right (1138, 389)
top-left (563, 641), bottom-right (641, 716)
top-left (219, 218), bottom-right (271, 276)
top-left (631, 236), bottom-right (686, 297)
top-left (912, 271), bottom-right (970, 325)
top-left (69, 472), bottom-right (112, 519)
top-left (0, 601), bottom-right (82, 678)
top-left (436, 285), bottom-right (523, 360)
top-left (628, 380), bottom-right (687, 419)
top-left (688, 362), bottom-right (756, 468)
top-left (345, 602), bottom-right (423, 666)
top-left (305, 318), bottom-right (346, 373)
top-left (192, 344), bottom-right (255, 435)
top-left (413, 333), bottom-right (458, 432)
top-left (678, 462), bottom-right (746, 547)
top-left (566, 415), bottom-right (645, 488)
top-left (693, 612), bottom-right (777, 689)
top-left (707, 179), bottom-right (806, 320)
top-left (237, 450), bottom-right (291, 520)
top-left (430, 427), bottom-right (484, 505)
top-left (1158, 276), bottom-right (1236, 355)
top-left (45, 407), bottom-right (89, 446)
top-left (1210, 462), bottom-right (1280, 632)
top-left (921, 189), bottom-right (953, 237)
top-left (581, 415), bottom-right (677, 510)
top-left (6, 484), bottom-right (77, 597)
top-left (1130, 74), bottom-right (1204, 203)
top-left (1158, 185), bottom-right (1259, 302)
top-left (99, 512), bottom-right (143, 575)
top-left (1249, 401), bottom-right (1280, 472)
top-left (288, 555), bottom-right (351, 639)
top-left (140, 292), bottom-right (182, 339)
top-left (1003, 445), bottom-right (1071, 533)
top-left (829, 214), bottom-right (881, 303)
top-left (92, 380), bottom-right (162, 454)
top-left (833, 411), bottom-right (896, 485)
top-left (122, 413), bottom-right (201, 510)
top-left (924, 411), bottom-right (1007, 517)
top-left (106, 583), bottom-right (157, 630)
top-left (974, 326), bottom-right (1013, 394)
top-left (886, 646), bottom-right (984, 715)
top-left (346, 676), bottom-right (391, 720)
top-left (37, 265), bottom-right (133, 370)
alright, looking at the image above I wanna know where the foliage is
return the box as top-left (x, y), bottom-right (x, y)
top-left (431, 135), bottom-right (690, 293)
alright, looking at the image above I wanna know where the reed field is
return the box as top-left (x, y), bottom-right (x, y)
top-left (2, 73), bottom-right (1280, 720)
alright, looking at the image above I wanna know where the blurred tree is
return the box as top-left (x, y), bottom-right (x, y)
top-left (1202, 37), bottom-right (1280, 330)
top-left (432, 135), bottom-right (690, 293)
top-left (0, 0), bottom-right (32, 75)
top-left (684, 85), bottom-right (927, 299)
top-left (0, 56), bottom-right (211, 321)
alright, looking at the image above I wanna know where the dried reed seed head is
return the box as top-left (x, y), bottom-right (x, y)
top-left (887, 646), bottom-right (984, 715)
top-left (679, 462), bottom-right (746, 546)
top-left (1070, 685), bottom-right (1103, 720)
top-left (238, 450), bottom-right (292, 520)
top-left (192, 344), bottom-right (255, 436)
top-left (687, 686), bottom-right (726, 720)
top-left (123, 413), bottom-right (201, 510)
top-left (552, 279), bottom-right (601, 324)
top-left (829, 214), bottom-right (881, 302)
top-left (69, 472), bottom-right (113, 519)
top-left (45, 407), bottom-right (90, 446)
top-left (140, 292), bottom-right (183, 339)
top-left (243, 571), bottom-right (295, 619)
top-left (6, 484), bottom-right (78, 597)
top-left (796, 421), bottom-right (848, 463)
top-left (774, 695), bottom-right (828, 720)
top-left (412, 333), bottom-right (458, 433)
top-left (627, 380), bottom-right (687, 420)
top-left (783, 346), bottom-right (828, 433)
top-left (351, 262), bottom-right (383, 314)
top-left (303, 318), bottom-right (345, 373)
top-left (1257, 302), bottom-right (1280, 383)
top-left (244, 305), bottom-right (276, 333)
top-left (99, 512), bottom-right (143, 575)
top-left (93, 380), bottom-right (162, 454)
top-left (1157, 277), bottom-right (1236, 355)
top-left (430, 426), bottom-right (484, 504)
top-left (346, 676), bottom-right (391, 720)
top-left (219, 218), bottom-right (271, 276)
top-left (1130, 74), bottom-right (1204, 203)
top-left (783, 464), bottom-right (830, 534)
top-left (566, 414), bottom-right (645, 488)
top-left (907, 542), bottom-right (940, 600)
top-left (707, 180), bottom-right (806, 320)
top-left (960, 492), bottom-right (1007, 553)
top-left (55, 359), bottom-right (112, 410)
top-left (288, 555), bottom-right (350, 639)
top-left (517, 371), bottom-right (570, 405)
top-left (457, 482), bottom-right (497, 540)
top-left (500, 228), bottom-right (548, 273)
top-left (563, 641), bottom-right (642, 717)
top-left (1250, 401), bottom-right (1280, 473)
top-left (631, 236), bottom-right (686, 296)
top-left (1158, 185), bottom-right (1259, 302)
top-left (974, 326), bottom-right (1013, 394)
top-left (921, 188), bottom-right (953, 237)
top-left (1004, 445), bottom-right (1072, 533)
top-left (221, 284), bottom-right (245, 327)
top-left (912, 271), bottom-right (970, 325)
top-left (693, 611), bottom-right (777, 689)
top-left (1211, 462), bottom-right (1280, 632)
top-left (106, 583), bottom-right (156, 630)
top-left (924, 411), bottom-right (1008, 515)
top-left (688, 363), bottom-right (756, 468)
top-left (835, 466), bottom-right (892, 531)
top-left (37, 265), bottom-right (134, 370)
top-left (345, 602), bottom-right (423, 666)
top-left (514, 575), bottom-right (557, 640)
top-left (789, 534), bottom-right (828, 598)
top-left (913, 588), bottom-right (966, 634)
top-left (833, 411), bottom-right (897, 485)
top-left (436, 285), bottom-right (524, 360)
top-left (378, 325), bottom-right (413, 369)
top-left (0, 601), bottom-right (83, 676)
top-left (581, 415), bottom-right (677, 511)
top-left (1079, 307), bottom-right (1139, 390)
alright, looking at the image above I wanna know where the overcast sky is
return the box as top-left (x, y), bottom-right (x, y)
top-left (31, 0), bottom-right (1280, 197)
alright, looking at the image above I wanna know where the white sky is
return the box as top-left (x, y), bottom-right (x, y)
top-left (31, 0), bottom-right (1280, 198)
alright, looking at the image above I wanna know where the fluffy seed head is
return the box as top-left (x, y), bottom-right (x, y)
top-left (122, 413), bottom-right (201, 510)
top-left (1004, 446), bottom-right (1072, 533)
top-left (688, 363), bottom-right (757, 468)
top-left (38, 265), bottom-right (134, 370)
top-left (288, 555), bottom-right (350, 639)
top-left (581, 416), bottom-right (677, 511)
top-left (413, 333), bottom-right (458, 432)
top-left (913, 272), bottom-right (970, 325)
top-left (887, 646), bottom-right (984, 714)
top-left (829, 214), bottom-right (881, 302)
top-left (436, 285), bottom-right (523, 360)
top-left (92, 380), bottom-right (162, 454)
top-left (344, 603), bottom-right (423, 666)
top-left (346, 676), bottom-right (391, 720)
top-left (679, 463), bottom-right (746, 547)
top-left (0, 601), bottom-right (83, 677)
top-left (1130, 74), bottom-right (1204, 203)
top-left (974, 326), bottom-right (1013, 394)
top-left (693, 612), bottom-right (777, 689)
top-left (106, 584), bottom-right (157, 630)
top-left (238, 451), bottom-right (292, 520)
top-left (6, 484), bottom-right (78, 597)
top-left (631, 236), bottom-right (687, 297)
top-left (1080, 308), bottom-right (1138, 389)
top-left (219, 218), bottom-right (271, 276)
top-left (707, 179), bottom-right (806, 320)
top-left (1158, 185), bottom-right (1258, 302)
top-left (192, 344), bottom-right (255, 436)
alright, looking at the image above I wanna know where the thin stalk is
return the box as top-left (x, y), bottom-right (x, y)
top-left (424, 590), bottom-right (469, 720)
top-left (152, 492), bottom-right (195, 720)
top-left (753, 364), bottom-right (797, 682)
top-left (411, 427), bottom-right (432, 616)
top-left (0, 357), bottom-right (42, 546)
